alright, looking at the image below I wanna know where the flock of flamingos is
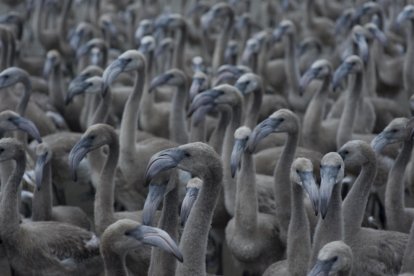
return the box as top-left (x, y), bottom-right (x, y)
top-left (1, 0), bottom-right (414, 275)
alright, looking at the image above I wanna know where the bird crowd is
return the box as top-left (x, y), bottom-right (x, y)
top-left (0, 0), bottom-right (414, 275)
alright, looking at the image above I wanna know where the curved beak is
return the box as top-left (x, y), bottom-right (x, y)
top-left (138, 42), bottom-right (152, 55)
top-left (155, 42), bottom-right (169, 58)
top-left (308, 258), bottom-right (337, 276)
top-left (11, 116), bottom-right (42, 143)
top-left (224, 43), bottom-right (238, 64)
top-left (353, 4), bottom-right (372, 23)
top-left (34, 152), bottom-right (48, 190)
top-left (298, 171), bottom-right (319, 216)
top-left (299, 67), bottom-right (320, 96)
top-left (187, 89), bottom-right (220, 117)
top-left (246, 118), bottom-right (282, 153)
top-left (332, 62), bottom-right (351, 91)
top-left (355, 33), bottom-right (369, 64)
top-left (149, 73), bottom-right (172, 92)
top-left (135, 24), bottom-right (152, 43)
top-left (189, 78), bottom-right (205, 102)
top-left (201, 10), bottom-right (215, 30)
top-left (69, 29), bottom-right (82, 49)
top-left (298, 43), bottom-right (308, 57)
top-left (396, 8), bottom-right (413, 28)
top-left (180, 186), bottom-right (199, 226)
top-left (0, 73), bottom-right (12, 89)
top-left (187, 2), bottom-right (205, 16)
top-left (235, 80), bottom-right (249, 95)
top-left (127, 225), bottom-right (183, 262)
top-left (335, 12), bottom-right (352, 34)
top-left (145, 148), bottom-right (184, 185)
top-left (104, 20), bottom-right (118, 37)
top-left (76, 42), bottom-right (93, 59)
top-left (272, 25), bottom-right (287, 43)
top-left (66, 79), bottom-right (89, 105)
top-left (370, 26), bottom-right (387, 46)
top-left (214, 71), bottom-right (237, 85)
top-left (241, 46), bottom-right (253, 66)
top-left (319, 166), bottom-right (340, 219)
top-left (370, 132), bottom-right (388, 153)
top-left (142, 184), bottom-right (167, 226)
top-left (43, 56), bottom-right (55, 80)
top-left (102, 58), bottom-right (129, 89)
top-left (68, 137), bottom-right (92, 181)
top-left (230, 138), bottom-right (247, 177)
top-left (154, 15), bottom-right (171, 30)
top-left (190, 103), bottom-right (214, 126)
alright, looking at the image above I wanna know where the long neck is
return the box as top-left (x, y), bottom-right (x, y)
top-left (175, 168), bottom-right (222, 276)
top-left (304, 0), bottom-right (315, 28)
top-left (88, 94), bottom-right (109, 194)
top-left (385, 138), bottom-right (413, 225)
top-left (401, 216), bottom-right (414, 273)
top-left (6, 31), bottom-right (15, 68)
top-left (222, 104), bottom-right (242, 216)
top-left (37, 0), bottom-right (48, 39)
top-left (91, 89), bottom-right (112, 125)
top-left (258, 40), bottom-right (270, 90)
top-left (149, 177), bottom-right (179, 276)
top-left (32, 161), bottom-right (53, 221)
top-left (244, 87), bottom-right (263, 129)
top-left (170, 83), bottom-right (188, 144)
top-left (120, 67), bottom-right (144, 160)
top-left (365, 41), bottom-right (377, 97)
top-left (81, 93), bottom-right (93, 130)
top-left (173, 26), bottom-right (187, 70)
top-left (303, 76), bottom-right (329, 150)
top-left (343, 157), bottom-right (376, 238)
top-left (189, 116), bottom-right (206, 143)
top-left (0, 160), bottom-right (14, 193)
top-left (58, 0), bottom-right (72, 45)
top-left (208, 108), bottom-right (231, 155)
top-left (17, 78), bottom-right (31, 117)
top-left (285, 33), bottom-right (300, 95)
top-left (138, 52), bottom-right (155, 130)
top-left (287, 183), bottom-right (311, 276)
top-left (87, 92), bottom-right (101, 128)
top-left (310, 183), bottom-right (343, 267)
top-left (336, 72), bottom-right (363, 149)
top-left (103, 251), bottom-right (129, 276)
top-left (32, 1), bottom-right (41, 42)
top-left (274, 131), bottom-right (299, 244)
top-left (403, 20), bottom-right (414, 96)
top-left (0, 32), bottom-right (8, 71)
top-left (234, 150), bottom-right (258, 235)
top-left (49, 65), bottom-right (65, 114)
top-left (0, 154), bottom-right (25, 236)
top-left (95, 139), bottom-right (119, 236)
top-left (212, 15), bottom-right (234, 74)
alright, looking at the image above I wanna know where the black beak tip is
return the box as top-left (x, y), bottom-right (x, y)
top-left (64, 96), bottom-right (72, 106)
top-left (142, 216), bottom-right (150, 226)
top-left (71, 170), bottom-right (78, 182)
